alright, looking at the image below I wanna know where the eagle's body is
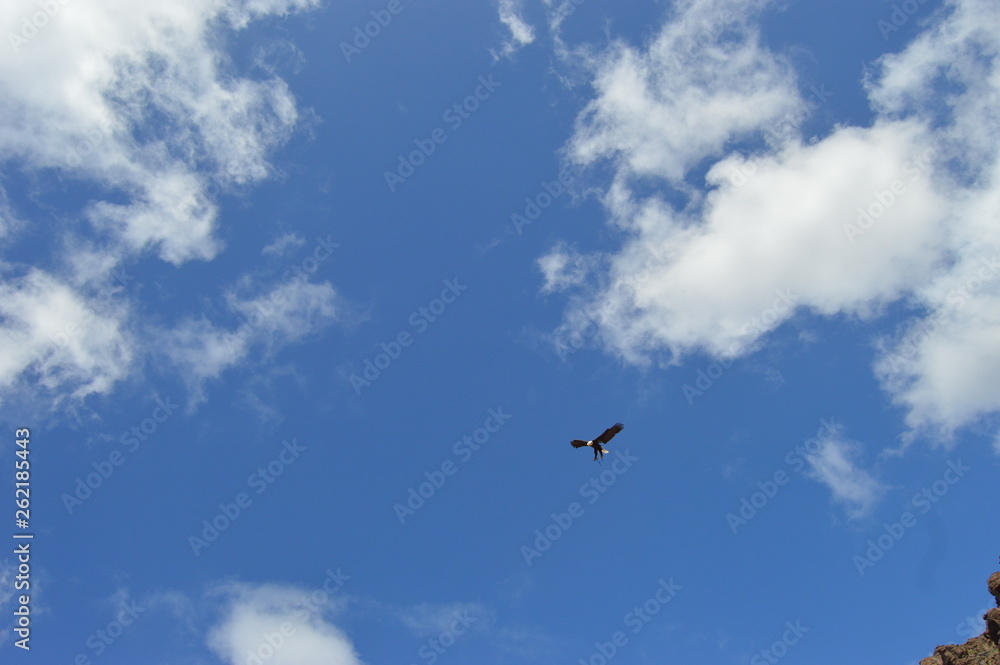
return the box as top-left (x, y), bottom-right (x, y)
top-left (571, 422), bottom-right (624, 461)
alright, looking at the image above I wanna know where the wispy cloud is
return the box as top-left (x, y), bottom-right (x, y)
top-left (492, 0), bottom-right (536, 60)
top-left (396, 601), bottom-right (493, 637)
top-left (263, 233), bottom-right (307, 258)
top-left (159, 278), bottom-right (340, 408)
top-left (538, 242), bottom-right (589, 294)
top-left (803, 433), bottom-right (887, 519)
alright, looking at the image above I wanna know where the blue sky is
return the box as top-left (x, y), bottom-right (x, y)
top-left (1, 0), bottom-right (999, 663)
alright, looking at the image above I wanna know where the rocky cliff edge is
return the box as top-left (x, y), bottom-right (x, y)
top-left (920, 571), bottom-right (1000, 665)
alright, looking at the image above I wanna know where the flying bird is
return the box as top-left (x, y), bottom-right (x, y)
top-left (571, 422), bottom-right (624, 462)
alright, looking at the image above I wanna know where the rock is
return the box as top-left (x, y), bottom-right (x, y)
top-left (920, 570), bottom-right (1000, 665)
top-left (988, 572), bottom-right (1000, 606)
top-left (987, 608), bottom-right (1000, 644)
top-left (920, 635), bottom-right (998, 665)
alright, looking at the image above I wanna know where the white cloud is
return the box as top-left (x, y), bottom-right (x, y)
top-left (538, 242), bottom-right (589, 294)
top-left (544, 0), bottom-right (1000, 442)
top-left (0, 0), bottom-right (322, 408)
top-left (566, 0), bottom-right (800, 183)
top-left (493, 0), bottom-right (535, 60)
top-left (230, 279), bottom-right (339, 349)
top-left (0, 269), bottom-right (133, 405)
top-left (263, 233), bottom-right (307, 257)
top-left (157, 317), bottom-right (249, 404)
top-left (803, 434), bottom-right (887, 520)
top-left (144, 582), bottom-right (505, 664)
top-left (873, 258), bottom-right (1000, 439)
top-left (0, 0), bottom-right (317, 264)
top-left (867, 0), bottom-right (1000, 180)
top-left (160, 278), bottom-right (339, 407)
top-left (207, 582), bottom-right (362, 665)
top-left (864, 0), bottom-right (1000, 441)
top-left (556, 120), bottom-right (947, 365)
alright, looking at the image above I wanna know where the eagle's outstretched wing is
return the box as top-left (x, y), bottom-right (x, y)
top-left (570, 439), bottom-right (590, 448)
top-left (593, 422), bottom-right (624, 445)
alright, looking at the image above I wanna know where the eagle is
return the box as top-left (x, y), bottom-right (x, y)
top-left (571, 422), bottom-right (624, 462)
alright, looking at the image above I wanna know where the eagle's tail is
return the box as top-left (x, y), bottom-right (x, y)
top-left (570, 440), bottom-right (589, 448)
